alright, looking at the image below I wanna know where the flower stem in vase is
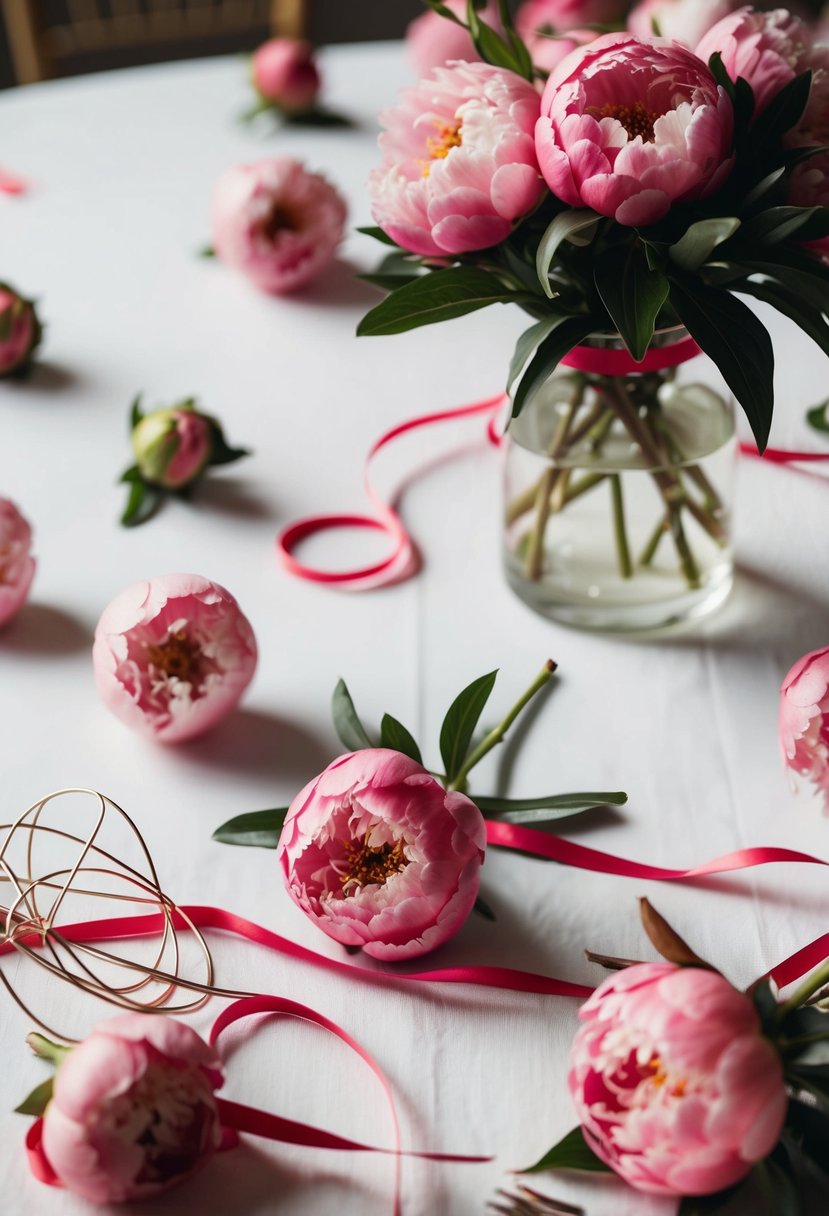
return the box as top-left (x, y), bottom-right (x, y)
top-left (523, 378), bottom-right (586, 580)
top-left (610, 474), bottom-right (633, 579)
top-left (639, 514), bottom-right (668, 567)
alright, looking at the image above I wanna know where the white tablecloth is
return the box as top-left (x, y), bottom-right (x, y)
top-left (1, 42), bottom-right (828, 1216)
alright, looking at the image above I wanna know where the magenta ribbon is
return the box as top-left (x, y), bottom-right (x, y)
top-left (560, 335), bottom-right (701, 376)
top-left (0, 168), bottom-right (28, 195)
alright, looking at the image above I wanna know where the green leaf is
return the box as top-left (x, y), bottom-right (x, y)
top-left (466, 0), bottom-right (532, 77)
top-left (536, 210), bottom-right (600, 298)
top-left (476, 791), bottom-right (627, 824)
top-left (669, 218), bottom-right (741, 272)
top-left (283, 106), bottom-right (352, 128)
top-left (521, 1126), bottom-right (612, 1175)
top-left (379, 713), bottom-right (423, 764)
top-left (678, 1181), bottom-right (751, 1216)
top-left (15, 1078), bottom-right (54, 1117)
top-left (439, 670), bottom-right (498, 783)
top-left (130, 393), bottom-right (144, 428)
top-left (198, 245), bottom-right (216, 258)
top-left (120, 479), bottom-right (162, 528)
top-left (741, 257), bottom-right (829, 315)
top-left (732, 279), bottom-right (829, 363)
top-left (208, 420), bottom-right (250, 467)
top-left (506, 316), bottom-right (570, 394)
top-left (741, 206), bottom-right (829, 246)
top-left (356, 225), bottom-right (400, 247)
top-left (358, 272), bottom-right (426, 292)
top-left (753, 69), bottom-right (812, 143)
top-left (357, 268), bottom-right (518, 337)
top-left (332, 679), bottom-right (373, 751)
top-left (511, 314), bottom-right (597, 418)
top-left (753, 1154), bottom-right (801, 1216)
top-left (807, 401), bottom-right (829, 435)
top-left (594, 244), bottom-right (669, 362)
top-left (211, 808), bottom-right (289, 849)
top-left (750, 978), bottom-right (779, 1033)
top-left (668, 278), bottom-right (774, 452)
top-left (473, 894), bottom-right (496, 921)
top-left (707, 52), bottom-right (735, 101)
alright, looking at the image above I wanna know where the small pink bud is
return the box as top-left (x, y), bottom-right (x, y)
top-left (251, 37), bottom-right (321, 113)
top-left (0, 498), bottom-right (36, 627)
top-left (132, 404), bottom-right (212, 489)
top-left (0, 284), bottom-right (41, 377)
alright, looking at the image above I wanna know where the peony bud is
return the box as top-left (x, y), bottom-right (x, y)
top-left (0, 283), bottom-right (42, 377)
top-left (251, 37), bottom-right (321, 113)
top-left (0, 497), bottom-right (36, 627)
top-left (131, 402), bottom-right (212, 490)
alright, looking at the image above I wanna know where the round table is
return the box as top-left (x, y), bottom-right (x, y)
top-left (1, 41), bottom-right (828, 1216)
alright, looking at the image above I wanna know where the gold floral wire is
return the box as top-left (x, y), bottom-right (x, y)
top-left (0, 788), bottom-right (267, 1043)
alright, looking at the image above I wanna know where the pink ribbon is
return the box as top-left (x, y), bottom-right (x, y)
top-left (560, 335), bottom-right (701, 376)
top-left (738, 442), bottom-right (829, 465)
top-left (0, 168), bottom-right (28, 196)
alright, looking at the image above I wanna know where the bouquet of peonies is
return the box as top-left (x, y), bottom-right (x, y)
top-left (360, 3), bottom-right (829, 609)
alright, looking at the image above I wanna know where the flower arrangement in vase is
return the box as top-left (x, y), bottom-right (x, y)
top-left (359, 3), bottom-right (829, 630)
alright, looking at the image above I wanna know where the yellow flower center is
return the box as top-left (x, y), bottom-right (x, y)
top-left (146, 630), bottom-right (200, 681)
top-left (341, 833), bottom-right (408, 892)
top-left (588, 100), bottom-right (659, 142)
top-left (647, 1055), bottom-right (687, 1097)
top-left (422, 119), bottom-right (463, 176)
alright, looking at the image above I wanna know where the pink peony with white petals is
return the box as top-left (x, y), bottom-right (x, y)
top-left (212, 157), bottom-right (347, 294)
top-left (278, 748), bottom-right (486, 961)
top-left (535, 33), bottom-right (734, 226)
top-left (93, 574), bottom-right (257, 743)
top-left (696, 7), bottom-right (815, 115)
top-left (368, 61), bottom-right (544, 257)
top-left (40, 1016), bottom-right (223, 1203)
top-left (569, 963), bottom-right (787, 1195)
top-left (780, 645), bottom-right (829, 809)
top-left (627, 0), bottom-right (737, 48)
top-left (0, 497), bottom-right (35, 628)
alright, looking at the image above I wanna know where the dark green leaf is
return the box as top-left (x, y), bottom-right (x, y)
top-left (476, 791), bottom-right (627, 824)
top-left (753, 1154), bottom-right (801, 1216)
top-left (208, 420), bottom-right (250, 467)
top-left (511, 315), bottom-right (597, 418)
top-left (466, 0), bottom-right (532, 77)
top-left (594, 244), bottom-right (669, 362)
top-left (473, 894), bottom-right (496, 921)
top-left (15, 1078), bottom-right (54, 1117)
top-left (707, 52), bottom-right (735, 101)
top-left (356, 226), bottom-right (401, 247)
top-left (520, 1126), bottom-right (612, 1175)
top-left (439, 670), bottom-right (498, 783)
top-left (358, 272), bottom-right (426, 292)
top-left (121, 480), bottom-right (162, 528)
top-left (807, 401), bottom-right (829, 435)
top-left (130, 394), bottom-right (144, 428)
top-left (357, 268), bottom-right (518, 337)
top-left (750, 978), bottom-right (779, 1033)
top-left (380, 713), bottom-right (423, 764)
top-left (198, 245), bottom-right (216, 258)
top-left (741, 206), bottom-right (829, 246)
top-left (506, 316), bottom-right (570, 394)
top-left (332, 678), bottom-right (373, 751)
top-left (669, 218), bottom-right (740, 272)
top-left (732, 279), bottom-right (829, 363)
top-left (743, 166), bottom-right (786, 207)
top-left (212, 808), bottom-right (289, 849)
top-left (536, 210), bottom-right (600, 297)
top-left (284, 106), bottom-right (352, 128)
top-left (668, 278), bottom-right (774, 452)
top-left (678, 1180), bottom-right (751, 1216)
top-left (753, 69), bottom-right (812, 143)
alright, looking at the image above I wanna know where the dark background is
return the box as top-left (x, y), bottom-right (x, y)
top-left (0, 1), bottom-right (425, 89)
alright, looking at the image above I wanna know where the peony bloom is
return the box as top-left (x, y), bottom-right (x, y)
top-left (535, 33), bottom-right (734, 226)
top-left (278, 749), bottom-right (486, 961)
top-left (628, 0), bottom-right (737, 48)
top-left (786, 45), bottom-right (829, 256)
top-left (0, 498), bottom-right (35, 628)
top-left (40, 1016), bottom-right (223, 1203)
top-left (211, 158), bottom-right (347, 294)
top-left (0, 283), bottom-right (41, 377)
top-left (518, 0), bottom-right (626, 35)
top-left (132, 405), bottom-right (212, 489)
top-left (406, 0), bottom-right (501, 76)
top-left (569, 963), bottom-right (787, 1195)
top-left (780, 645), bottom-right (829, 809)
top-left (251, 37), bottom-right (320, 112)
top-left (521, 24), bottom-right (602, 75)
top-left (369, 62), bottom-right (543, 257)
top-left (696, 7), bottom-right (814, 116)
top-left (93, 574), bottom-right (257, 743)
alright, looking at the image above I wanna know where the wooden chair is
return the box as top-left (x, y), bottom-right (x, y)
top-left (2, 0), bottom-right (307, 84)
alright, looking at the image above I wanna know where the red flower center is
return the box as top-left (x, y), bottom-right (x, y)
top-left (341, 833), bottom-right (409, 893)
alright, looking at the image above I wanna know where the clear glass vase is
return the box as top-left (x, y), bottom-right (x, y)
top-left (502, 330), bottom-right (736, 632)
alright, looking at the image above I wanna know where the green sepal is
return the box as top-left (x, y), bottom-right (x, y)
top-left (130, 394), bottom-right (144, 428)
top-left (15, 1077), bottom-right (54, 1117)
top-left (807, 401), bottom-right (829, 435)
top-left (439, 670), bottom-right (498, 784)
top-left (520, 1125), bottom-right (612, 1175)
top-left (211, 808), bottom-right (289, 849)
top-left (379, 714), bottom-right (422, 764)
top-left (120, 477), bottom-right (163, 528)
top-left (207, 418), bottom-right (250, 468)
top-left (198, 245), bottom-right (216, 258)
top-left (332, 679), bottom-right (373, 751)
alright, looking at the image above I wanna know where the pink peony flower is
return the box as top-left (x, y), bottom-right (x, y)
top-left (93, 574), bottom-right (257, 743)
top-left (406, 0), bottom-right (501, 76)
top-left (696, 7), bottom-right (815, 116)
top-left (278, 748), bottom-right (486, 961)
top-left (780, 645), bottom-right (829, 808)
top-left (628, 0), bottom-right (737, 48)
top-left (251, 37), bottom-right (320, 112)
top-left (40, 1015), bottom-right (223, 1203)
top-left (0, 283), bottom-right (40, 376)
top-left (211, 158), bottom-right (347, 294)
top-left (523, 25), bottom-right (602, 75)
top-left (786, 45), bottom-right (829, 255)
top-left (0, 498), bottom-right (35, 628)
top-left (132, 406), bottom-right (212, 489)
top-left (569, 962), bottom-right (787, 1195)
top-left (535, 33), bottom-right (734, 226)
top-left (517, 0), bottom-right (626, 36)
top-left (368, 61), bottom-right (544, 257)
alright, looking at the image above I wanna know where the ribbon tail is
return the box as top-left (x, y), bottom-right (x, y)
top-left (25, 1120), bottom-right (61, 1187)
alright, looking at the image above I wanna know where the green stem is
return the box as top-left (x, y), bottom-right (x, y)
top-left (610, 475), bottom-right (633, 579)
top-left (449, 660), bottom-right (557, 792)
top-left (639, 515), bottom-right (667, 566)
top-left (775, 960), bottom-right (829, 1026)
top-left (27, 1033), bottom-right (71, 1064)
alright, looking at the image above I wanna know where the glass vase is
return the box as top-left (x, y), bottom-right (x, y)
top-left (502, 330), bottom-right (736, 632)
